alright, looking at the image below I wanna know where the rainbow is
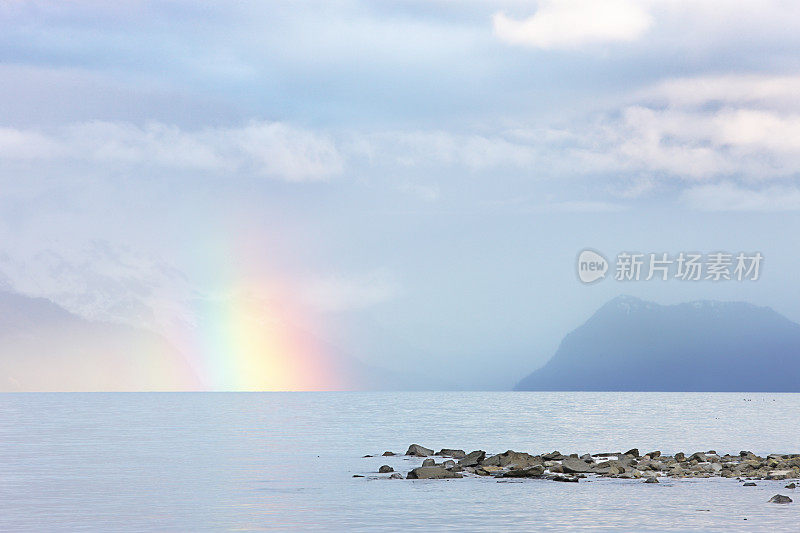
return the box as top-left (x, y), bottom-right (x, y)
top-left (173, 237), bottom-right (352, 391)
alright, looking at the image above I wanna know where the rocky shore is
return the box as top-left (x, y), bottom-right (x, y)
top-left (360, 444), bottom-right (798, 503)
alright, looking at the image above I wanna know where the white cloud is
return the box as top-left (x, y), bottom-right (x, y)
top-left (640, 74), bottom-right (800, 111)
top-left (300, 270), bottom-right (400, 313)
top-left (493, 0), bottom-right (652, 49)
top-left (0, 120), bottom-right (343, 182)
top-left (683, 182), bottom-right (800, 211)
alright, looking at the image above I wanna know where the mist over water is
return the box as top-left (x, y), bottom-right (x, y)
top-left (1, 391), bottom-right (798, 531)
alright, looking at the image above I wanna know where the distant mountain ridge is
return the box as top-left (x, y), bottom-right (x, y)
top-left (0, 290), bottom-right (443, 391)
top-left (515, 295), bottom-right (800, 392)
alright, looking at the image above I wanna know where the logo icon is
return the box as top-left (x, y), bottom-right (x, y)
top-left (577, 249), bottom-right (608, 284)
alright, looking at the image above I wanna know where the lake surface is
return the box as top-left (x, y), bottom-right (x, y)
top-left (1, 392), bottom-right (799, 531)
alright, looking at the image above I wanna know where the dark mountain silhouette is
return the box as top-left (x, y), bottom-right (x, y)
top-left (515, 295), bottom-right (800, 392)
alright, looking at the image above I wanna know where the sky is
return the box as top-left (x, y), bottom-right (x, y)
top-left (2, 0), bottom-right (800, 389)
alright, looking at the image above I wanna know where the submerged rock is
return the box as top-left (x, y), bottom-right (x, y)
top-left (500, 465), bottom-right (545, 478)
top-left (768, 494), bottom-right (792, 504)
top-left (743, 482), bottom-right (757, 486)
top-left (389, 472), bottom-right (403, 479)
top-left (382, 451), bottom-right (395, 456)
top-left (406, 444), bottom-right (434, 457)
top-left (552, 475), bottom-right (579, 483)
top-left (785, 482), bottom-right (796, 489)
top-left (644, 477), bottom-right (659, 483)
top-left (379, 465), bottom-right (394, 473)
top-left (407, 466), bottom-right (463, 479)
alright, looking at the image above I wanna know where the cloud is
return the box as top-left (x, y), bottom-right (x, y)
top-left (299, 270), bottom-right (400, 313)
top-left (683, 183), bottom-right (800, 211)
top-left (493, 0), bottom-right (652, 49)
top-left (0, 120), bottom-right (343, 182)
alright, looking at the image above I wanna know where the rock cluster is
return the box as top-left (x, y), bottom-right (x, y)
top-left (370, 445), bottom-right (800, 487)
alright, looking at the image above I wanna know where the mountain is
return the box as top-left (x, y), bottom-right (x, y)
top-left (515, 295), bottom-right (800, 392)
top-left (0, 290), bottom-right (201, 391)
top-left (0, 290), bottom-right (444, 391)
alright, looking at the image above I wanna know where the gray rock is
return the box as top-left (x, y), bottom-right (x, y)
top-left (542, 451), bottom-right (564, 461)
top-left (407, 466), bottom-right (463, 479)
top-left (743, 482), bottom-right (757, 486)
top-left (484, 450), bottom-right (541, 469)
top-left (459, 450), bottom-right (486, 467)
top-left (769, 494), bottom-right (792, 504)
top-left (421, 458), bottom-right (436, 467)
top-left (561, 457), bottom-right (595, 474)
top-left (500, 465), bottom-right (545, 478)
top-left (625, 448), bottom-right (640, 457)
top-left (382, 451), bottom-right (395, 456)
top-left (644, 477), bottom-right (659, 483)
top-left (389, 472), bottom-right (403, 479)
top-left (406, 444), bottom-right (434, 457)
top-left (785, 482), bottom-right (796, 489)
top-left (378, 465), bottom-right (394, 473)
top-left (442, 460), bottom-right (456, 469)
top-left (552, 475), bottom-right (579, 482)
top-left (674, 452), bottom-right (685, 462)
top-left (437, 449), bottom-right (466, 459)
top-left (646, 450), bottom-right (661, 458)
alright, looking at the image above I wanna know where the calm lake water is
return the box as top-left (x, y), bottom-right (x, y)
top-left (1, 392), bottom-right (799, 531)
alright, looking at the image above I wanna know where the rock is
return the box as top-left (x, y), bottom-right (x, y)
top-left (689, 452), bottom-right (708, 463)
top-left (475, 465), bottom-right (504, 476)
top-left (459, 450), bottom-right (486, 467)
top-left (625, 448), bottom-right (640, 458)
top-left (407, 466), bottom-right (463, 479)
top-left (769, 494), bottom-right (792, 504)
top-left (378, 465), bottom-right (394, 473)
top-left (437, 449), bottom-right (466, 459)
top-left (549, 464), bottom-right (564, 474)
top-left (561, 457), bottom-right (595, 474)
top-left (743, 482), bottom-right (757, 486)
top-left (501, 465), bottom-right (545, 478)
top-left (449, 465), bottom-right (464, 473)
top-left (484, 450), bottom-right (541, 469)
top-left (674, 452), bottom-right (685, 462)
top-left (542, 451), bottom-right (564, 461)
top-left (786, 483), bottom-right (797, 489)
top-left (552, 475), bottom-right (579, 482)
top-left (382, 451), bottom-right (395, 456)
top-left (442, 460), bottom-right (456, 469)
top-left (406, 444), bottom-right (434, 457)
top-left (646, 451), bottom-right (661, 459)
top-left (389, 472), bottom-right (403, 479)
top-left (362, 455), bottom-right (373, 458)
top-left (644, 477), bottom-right (659, 483)
top-left (421, 458), bottom-right (436, 467)
top-left (352, 474), bottom-right (364, 478)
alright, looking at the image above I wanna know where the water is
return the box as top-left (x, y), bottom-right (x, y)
top-left (1, 392), bottom-right (799, 531)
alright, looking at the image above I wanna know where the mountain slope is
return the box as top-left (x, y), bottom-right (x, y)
top-left (0, 291), bottom-right (201, 391)
top-left (515, 295), bottom-right (800, 392)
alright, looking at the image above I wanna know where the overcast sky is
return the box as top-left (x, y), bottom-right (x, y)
top-left (3, 1), bottom-right (800, 388)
